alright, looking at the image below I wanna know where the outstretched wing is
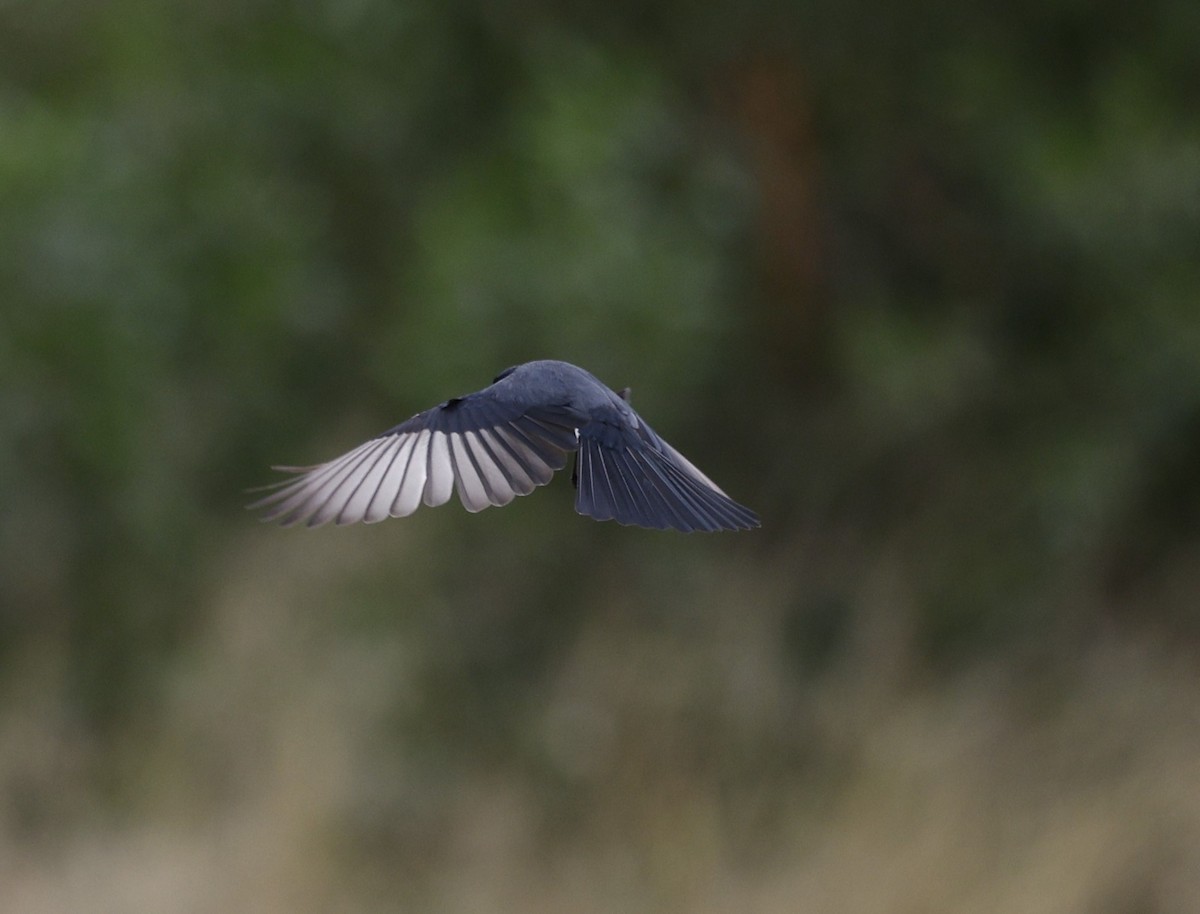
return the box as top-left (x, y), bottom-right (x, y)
top-left (249, 395), bottom-right (579, 527)
top-left (573, 415), bottom-right (760, 532)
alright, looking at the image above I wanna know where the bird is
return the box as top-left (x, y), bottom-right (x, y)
top-left (249, 359), bottom-right (759, 532)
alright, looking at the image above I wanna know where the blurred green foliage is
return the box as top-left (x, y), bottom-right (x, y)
top-left (2, 0), bottom-right (1199, 909)
top-left (2, 0), bottom-right (1198, 745)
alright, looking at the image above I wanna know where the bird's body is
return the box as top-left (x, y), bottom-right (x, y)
top-left (250, 360), bottom-right (759, 532)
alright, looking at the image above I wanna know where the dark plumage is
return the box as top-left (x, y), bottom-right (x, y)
top-left (249, 360), bottom-right (759, 532)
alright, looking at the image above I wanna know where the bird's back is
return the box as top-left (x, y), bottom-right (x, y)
top-left (487, 360), bottom-right (627, 418)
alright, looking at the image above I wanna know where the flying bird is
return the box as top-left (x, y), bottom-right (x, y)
top-left (250, 359), bottom-right (759, 532)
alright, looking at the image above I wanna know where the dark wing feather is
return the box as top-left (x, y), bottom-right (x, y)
top-left (574, 416), bottom-right (759, 532)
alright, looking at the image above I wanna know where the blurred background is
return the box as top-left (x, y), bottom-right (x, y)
top-left (3, 0), bottom-right (1200, 911)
